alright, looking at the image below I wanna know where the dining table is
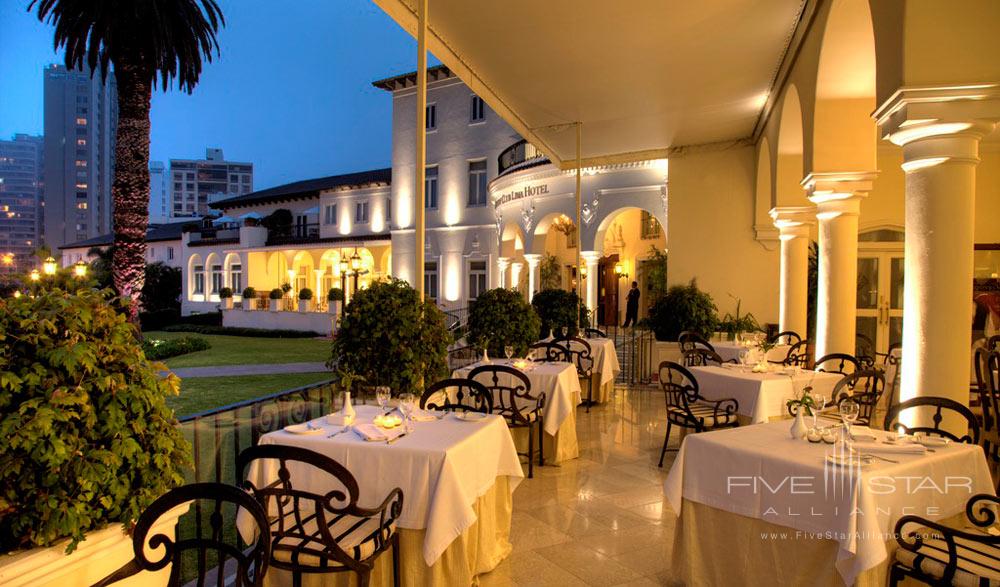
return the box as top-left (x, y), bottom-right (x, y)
top-left (690, 364), bottom-right (844, 424)
top-left (664, 421), bottom-right (995, 587)
top-left (544, 336), bottom-right (620, 403)
top-left (454, 358), bottom-right (582, 464)
top-left (238, 404), bottom-right (524, 586)
top-left (710, 340), bottom-right (790, 363)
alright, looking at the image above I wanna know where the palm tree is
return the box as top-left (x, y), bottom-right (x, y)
top-left (30, 0), bottom-right (224, 326)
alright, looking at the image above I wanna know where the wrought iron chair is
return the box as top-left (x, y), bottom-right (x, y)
top-left (988, 334), bottom-right (1000, 352)
top-left (529, 340), bottom-right (570, 362)
top-left (882, 342), bottom-right (903, 407)
top-left (446, 344), bottom-right (479, 371)
top-left (778, 339), bottom-right (811, 367)
top-left (237, 445), bottom-right (403, 587)
top-left (657, 361), bottom-right (739, 467)
top-left (682, 348), bottom-right (725, 367)
top-left (815, 352), bottom-right (861, 376)
top-left (93, 482), bottom-right (271, 587)
top-left (469, 364), bottom-right (545, 478)
top-left (890, 493), bottom-right (1000, 587)
top-left (420, 377), bottom-right (493, 414)
top-left (678, 330), bottom-right (715, 353)
top-left (832, 369), bottom-right (885, 426)
top-left (556, 335), bottom-right (597, 412)
top-left (585, 327), bottom-right (608, 339)
top-left (974, 348), bottom-right (999, 487)
top-left (855, 332), bottom-right (878, 369)
top-left (769, 330), bottom-right (802, 346)
top-left (883, 397), bottom-right (981, 444)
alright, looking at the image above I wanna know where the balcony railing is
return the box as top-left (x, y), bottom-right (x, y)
top-left (497, 139), bottom-right (549, 176)
top-left (188, 227), bottom-right (240, 244)
top-left (266, 223), bottom-right (321, 246)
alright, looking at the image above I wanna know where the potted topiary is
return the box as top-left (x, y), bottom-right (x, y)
top-left (531, 288), bottom-right (589, 339)
top-left (467, 287), bottom-right (541, 357)
top-left (219, 286), bottom-right (234, 310)
top-left (269, 287), bottom-right (283, 312)
top-left (645, 279), bottom-right (719, 370)
top-left (327, 287), bottom-right (345, 320)
top-left (0, 288), bottom-right (190, 585)
top-left (330, 278), bottom-right (451, 393)
top-left (298, 287), bottom-right (314, 312)
top-left (242, 286), bottom-right (256, 311)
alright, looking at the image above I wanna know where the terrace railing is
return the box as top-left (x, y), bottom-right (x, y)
top-left (266, 223), bottom-right (321, 246)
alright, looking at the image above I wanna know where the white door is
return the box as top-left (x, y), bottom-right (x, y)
top-left (856, 251), bottom-right (905, 356)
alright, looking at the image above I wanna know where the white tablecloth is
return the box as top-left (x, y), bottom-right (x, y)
top-left (455, 359), bottom-right (582, 436)
top-left (238, 405), bottom-right (524, 566)
top-left (587, 337), bottom-right (620, 388)
top-left (711, 341), bottom-right (790, 363)
top-left (664, 422), bottom-right (995, 585)
top-left (691, 365), bottom-right (844, 423)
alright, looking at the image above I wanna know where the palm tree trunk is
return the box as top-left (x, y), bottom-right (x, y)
top-left (111, 63), bottom-right (152, 329)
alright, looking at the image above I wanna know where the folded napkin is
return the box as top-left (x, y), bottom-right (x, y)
top-left (849, 426), bottom-right (879, 442)
top-left (852, 441), bottom-right (926, 455)
top-left (408, 408), bottom-right (439, 422)
top-left (353, 423), bottom-right (406, 442)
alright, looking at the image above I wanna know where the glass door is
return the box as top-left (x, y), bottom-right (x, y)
top-left (856, 251), bottom-right (904, 356)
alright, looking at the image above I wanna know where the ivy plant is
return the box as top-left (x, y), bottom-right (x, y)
top-left (0, 288), bottom-right (190, 553)
top-left (467, 288), bottom-right (541, 357)
top-left (330, 278), bottom-right (451, 393)
top-left (645, 278), bottom-right (719, 341)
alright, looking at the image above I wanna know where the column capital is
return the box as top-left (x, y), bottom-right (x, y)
top-left (804, 171), bottom-right (874, 218)
top-left (769, 206), bottom-right (815, 228)
top-left (497, 256), bottom-right (510, 270)
top-left (874, 83), bottom-right (1000, 143)
top-left (580, 250), bottom-right (601, 264)
top-left (523, 253), bottom-right (542, 267)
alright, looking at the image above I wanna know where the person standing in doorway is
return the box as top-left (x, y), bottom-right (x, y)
top-left (623, 281), bottom-right (640, 327)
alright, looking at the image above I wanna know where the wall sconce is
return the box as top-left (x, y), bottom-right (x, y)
top-left (73, 260), bottom-right (88, 278)
top-left (43, 256), bottom-right (57, 276)
top-left (614, 261), bottom-right (629, 280)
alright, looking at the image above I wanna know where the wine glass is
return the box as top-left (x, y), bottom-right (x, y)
top-left (812, 395), bottom-right (827, 430)
top-left (398, 393), bottom-right (415, 432)
top-left (505, 345), bottom-right (514, 361)
top-left (375, 386), bottom-right (391, 415)
top-left (839, 399), bottom-right (860, 451)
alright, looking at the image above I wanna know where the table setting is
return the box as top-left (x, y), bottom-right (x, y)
top-left (664, 403), bottom-right (995, 587)
top-left (237, 397), bottom-right (524, 586)
top-left (542, 335), bottom-right (620, 403)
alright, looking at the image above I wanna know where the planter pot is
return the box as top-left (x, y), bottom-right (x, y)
top-left (221, 298), bottom-right (233, 310)
top-left (0, 504), bottom-right (189, 587)
top-left (298, 300), bottom-right (312, 312)
top-left (269, 299), bottom-right (280, 312)
top-left (328, 300), bottom-right (341, 315)
top-left (244, 298), bottom-right (255, 311)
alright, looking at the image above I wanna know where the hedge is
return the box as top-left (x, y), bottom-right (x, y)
top-left (142, 336), bottom-right (211, 360)
top-left (161, 324), bottom-right (324, 338)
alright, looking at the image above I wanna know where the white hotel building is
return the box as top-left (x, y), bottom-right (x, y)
top-left (172, 65), bottom-right (669, 334)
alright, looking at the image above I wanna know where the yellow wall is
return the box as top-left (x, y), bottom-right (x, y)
top-left (668, 145), bottom-right (780, 324)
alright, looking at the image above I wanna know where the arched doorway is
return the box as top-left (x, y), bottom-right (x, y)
top-left (592, 207), bottom-right (666, 326)
top-left (775, 85), bottom-right (805, 207)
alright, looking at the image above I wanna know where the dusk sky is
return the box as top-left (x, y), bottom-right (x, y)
top-left (0, 1), bottom-right (438, 189)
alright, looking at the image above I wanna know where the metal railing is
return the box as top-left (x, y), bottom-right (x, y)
top-left (497, 139), bottom-right (549, 176)
top-left (595, 322), bottom-right (656, 385)
top-left (266, 223), bottom-right (321, 246)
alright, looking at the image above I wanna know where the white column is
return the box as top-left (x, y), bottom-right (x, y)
top-left (581, 250), bottom-right (601, 317)
top-left (805, 172), bottom-right (875, 361)
top-left (510, 262), bottom-right (523, 297)
top-left (497, 257), bottom-right (510, 289)
top-left (524, 253), bottom-right (541, 300)
top-left (887, 119), bottom-right (995, 410)
top-left (769, 207), bottom-right (814, 337)
top-left (313, 269), bottom-right (324, 303)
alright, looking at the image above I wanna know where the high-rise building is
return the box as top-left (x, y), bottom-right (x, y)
top-left (170, 148), bottom-right (252, 217)
top-left (0, 134), bottom-right (44, 273)
top-left (149, 161), bottom-right (170, 223)
top-left (43, 64), bottom-right (117, 250)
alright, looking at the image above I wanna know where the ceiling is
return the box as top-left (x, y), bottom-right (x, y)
top-left (373, 0), bottom-right (808, 168)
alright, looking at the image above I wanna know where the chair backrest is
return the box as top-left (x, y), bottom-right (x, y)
top-left (529, 340), bottom-right (570, 362)
top-left (93, 483), bottom-right (271, 587)
top-left (421, 377), bottom-right (493, 413)
top-left (554, 335), bottom-right (594, 377)
top-left (883, 342), bottom-right (903, 405)
top-left (855, 333), bottom-right (877, 367)
top-left (815, 352), bottom-right (861, 376)
top-left (447, 344), bottom-right (479, 370)
top-left (782, 340), bottom-right (811, 367)
top-left (833, 369), bottom-right (885, 426)
top-left (679, 330), bottom-right (715, 353)
top-left (682, 348), bottom-right (723, 367)
top-left (883, 397), bottom-right (981, 444)
top-left (974, 348), bottom-right (999, 435)
top-left (585, 328), bottom-right (607, 339)
top-left (770, 330), bottom-right (802, 346)
top-left (658, 361), bottom-right (700, 411)
top-left (988, 334), bottom-right (1000, 352)
top-left (468, 364), bottom-right (541, 425)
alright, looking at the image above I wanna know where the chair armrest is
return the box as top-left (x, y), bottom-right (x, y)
top-left (697, 396), bottom-right (739, 422)
top-left (351, 486), bottom-right (404, 522)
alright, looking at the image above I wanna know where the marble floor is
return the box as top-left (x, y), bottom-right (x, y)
top-left (480, 385), bottom-right (682, 587)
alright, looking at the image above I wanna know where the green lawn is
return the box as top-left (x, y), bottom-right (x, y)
top-left (167, 372), bottom-right (333, 417)
top-left (145, 331), bottom-right (331, 368)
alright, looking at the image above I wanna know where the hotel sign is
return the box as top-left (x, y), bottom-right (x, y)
top-left (493, 183), bottom-right (549, 208)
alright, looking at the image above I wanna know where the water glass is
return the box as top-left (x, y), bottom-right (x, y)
top-left (375, 386), bottom-right (391, 414)
top-left (839, 399), bottom-right (859, 450)
top-left (398, 393), bottom-right (415, 432)
top-left (505, 345), bottom-right (514, 361)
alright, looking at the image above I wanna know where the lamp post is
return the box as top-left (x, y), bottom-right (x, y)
top-left (29, 269), bottom-right (40, 282)
top-left (43, 256), bottom-right (57, 276)
top-left (73, 260), bottom-right (88, 279)
top-left (350, 248), bottom-right (368, 293)
top-left (339, 252), bottom-right (349, 296)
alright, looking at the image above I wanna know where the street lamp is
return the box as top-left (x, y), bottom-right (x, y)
top-left (29, 269), bottom-right (40, 282)
top-left (73, 260), bottom-right (88, 278)
top-left (12, 290), bottom-right (21, 298)
top-left (43, 256), bottom-right (57, 276)
top-left (1, 252), bottom-right (13, 267)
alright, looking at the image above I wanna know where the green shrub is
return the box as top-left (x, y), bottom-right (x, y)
top-left (139, 308), bottom-right (181, 331)
top-left (531, 288), bottom-right (590, 338)
top-left (161, 324), bottom-right (322, 338)
top-left (0, 289), bottom-right (190, 553)
top-left (467, 288), bottom-right (540, 356)
top-left (242, 287), bottom-right (256, 299)
top-left (142, 335), bottom-right (210, 360)
top-left (327, 287), bottom-right (344, 302)
top-left (280, 283), bottom-right (292, 294)
top-left (269, 288), bottom-right (283, 300)
top-left (331, 278), bottom-right (451, 392)
top-left (298, 288), bottom-right (313, 300)
top-left (646, 279), bottom-right (719, 341)
top-left (219, 287), bottom-right (233, 299)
